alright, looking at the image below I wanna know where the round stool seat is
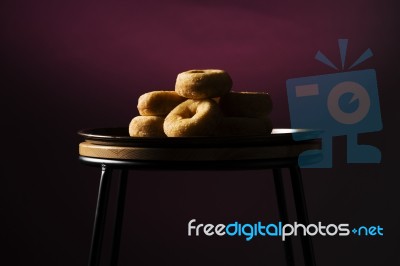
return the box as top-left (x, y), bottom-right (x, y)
top-left (78, 127), bottom-right (321, 162)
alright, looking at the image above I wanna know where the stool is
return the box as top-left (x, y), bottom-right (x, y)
top-left (78, 128), bottom-right (321, 266)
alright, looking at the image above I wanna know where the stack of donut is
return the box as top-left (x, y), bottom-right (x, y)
top-left (129, 69), bottom-right (273, 137)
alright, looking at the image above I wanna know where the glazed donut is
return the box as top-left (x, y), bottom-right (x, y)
top-left (175, 69), bottom-right (232, 99)
top-left (219, 92), bottom-right (273, 118)
top-left (164, 99), bottom-right (222, 137)
top-left (214, 117), bottom-right (273, 136)
top-left (137, 91), bottom-right (186, 116)
top-left (129, 116), bottom-right (166, 137)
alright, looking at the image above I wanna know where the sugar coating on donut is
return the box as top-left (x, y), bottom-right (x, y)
top-left (137, 91), bottom-right (186, 116)
top-left (214, 116), bottom-right (273, 136)
top-left (219, 91), bottom-right (273, 118)
top-left (129, 116), bottom-right (166, 137)
top-left (175, 69), bottom-right (232, 99)
top-left (164, 99), bottom-right (223, 137)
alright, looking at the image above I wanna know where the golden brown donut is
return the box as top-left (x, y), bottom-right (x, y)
top-left (137, 91), bottom-right (186, 116)
top-left (129, 116), bottom-right (166, 137)
top-left (219, 92), bottom-right (273, 118)
top-left (175, 69), bottom-right (232, 99)
top-left (214, 117), bottom-right (273, 136)
top-left (164, 99), bottom-right (222, 137)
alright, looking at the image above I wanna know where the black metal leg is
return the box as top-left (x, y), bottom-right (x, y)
top-left (88, 164), bottom-right (113, 266)
top-left (110, 169), bottom-right (129, 265)
top-left (289, 166), bottom-right (316, 266)
top-left (273, 168), bottom-right (295, 266)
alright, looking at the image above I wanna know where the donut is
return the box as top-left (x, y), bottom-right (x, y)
top-left (137, 91), bottom-right (186, 116)
top-left (129, 116), bottom-right (166, 137)
top-left (219, 91), bottom-right (273, 118)
top-left (175, 69), bottom-right (232, 99)
top-left (164, 99), bottom-right (222, 137)
top-left (214, 117), bottom-right (273, 136)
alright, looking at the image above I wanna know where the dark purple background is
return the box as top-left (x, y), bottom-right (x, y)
top-left (1, 0), bottom-right (399, 265)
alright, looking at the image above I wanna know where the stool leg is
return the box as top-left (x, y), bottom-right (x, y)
top-left (273, 168), bottom-right (295, 266)
top-left (88, 164), bottom-right (113, 266)
top-left (110, 169), bottom-right (129, 265)
top-left (289, 166), bottom-right (316, 266)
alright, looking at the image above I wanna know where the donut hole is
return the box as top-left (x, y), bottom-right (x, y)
top-left (188, 70), bottom-right (204, 73)
top-left (185, 102), bottom-right (200, 119)
top-left (180, 109), bottom-right (196, 119)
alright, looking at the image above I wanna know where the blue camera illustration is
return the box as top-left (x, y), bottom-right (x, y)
top-left (286, 39), bottom-right (382, 168)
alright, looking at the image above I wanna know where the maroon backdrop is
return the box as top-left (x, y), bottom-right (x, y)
top-left (1, 0), bottom-right (399, 265)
